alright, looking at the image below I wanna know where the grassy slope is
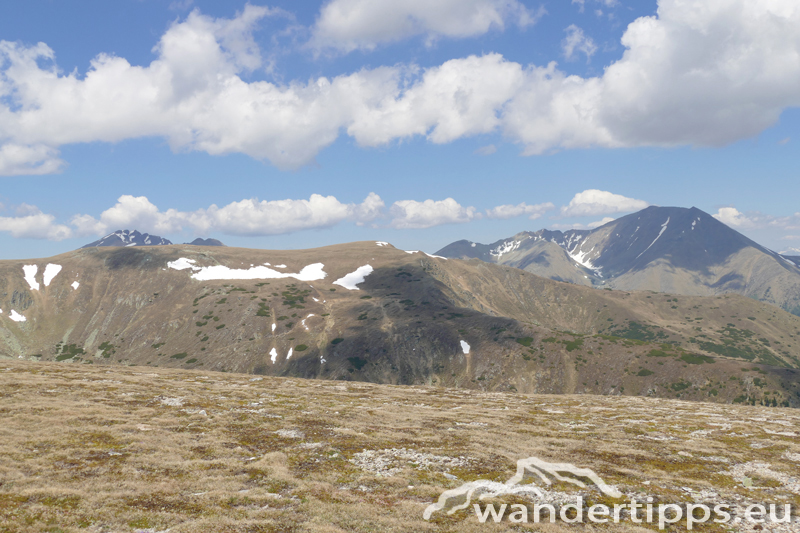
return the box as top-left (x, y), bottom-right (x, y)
top-left (0, 361), bottom-right (798, 532)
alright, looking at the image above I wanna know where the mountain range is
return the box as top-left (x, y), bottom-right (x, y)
top-left (81, 230), bottom-right (225, 248)
top-left (1, 241), bottom-right (798, 407)
top-left (436, 206), bottom-right (800, 316)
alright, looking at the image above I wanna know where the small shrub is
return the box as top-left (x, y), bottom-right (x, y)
top-left (516, 337), bottom-right (534, 347)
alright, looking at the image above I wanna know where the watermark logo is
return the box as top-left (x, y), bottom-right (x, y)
top-left (423, 456), bottom-right (795, 529)
top-left (423, 456), bottom-right (620, 520)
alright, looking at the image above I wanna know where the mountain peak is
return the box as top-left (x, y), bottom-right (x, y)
top-left (186, 238), bottom-right (226, 247)
top-left (81, 229), bottom-right (172, 248)
top-left (436, 205), bottom-right (800, 315)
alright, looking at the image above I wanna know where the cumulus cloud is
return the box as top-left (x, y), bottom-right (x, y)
top-left (309, 0), bottom-right (543, 53)
top-left (485, 201), bottom-right (554, 220)
top-left (0, 208), bottom-right (72, 240)
top-left (1, 1), bottom-right (799, 174)
top-left (0, 144), bottom-right (65, 175)
top-left (562, 25), bottom-right (597, 61)
top-left (588, 216), bottom-right (615, 228)
top-left (72, 193), bottom-right (385, 237)
top-left (346, 54), bottom-right (525, 146)
top-left (389, 198), bottom-right (478, 229)
top-left (551, 216), bottom-right (616, 230)
top-left (713, 207), bottom-right (800, 233)
top-left (560, 189), bottom-right (649, 217)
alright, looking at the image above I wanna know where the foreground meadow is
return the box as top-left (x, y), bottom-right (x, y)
top-left (1, 361), bottom-right (798, 532)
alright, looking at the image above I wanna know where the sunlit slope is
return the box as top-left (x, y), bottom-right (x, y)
top-left (1, 242), bottom-right (799, 405)
top-left (437, 206), bottom-right (800, 315)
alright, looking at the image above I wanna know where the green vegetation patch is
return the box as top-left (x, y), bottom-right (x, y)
top-left (55, 344), bottom-right (85, 361)
top-left (186, 358), bottom-right (198, 364)
top-left (151, 342), bottom-right (165, 349)
top-left (515, 337), bottom-right (534, 347)
top-left (347, 357), bottom-right (368, 370)
top-left (331, 338), bottom-right (344, 345)
top-left (607, 321), bottom-right (669, 342)
top-left (670, 380), bottom-right (691, 392)
top-left (281, 285), bottom-right (310, 309)
top-left (294, 344), bottom-right (308, 352)
top-left (98, 341), bottom-right (116, 358)
top-left (680, 353), bottom-right (715, 365)
top-left (637, 369), bottom-right (655, 376)
top-left (563, 338), bottom-right (584, 352)
top-left (170, 352), bottom-right (188, 359)
top-left (256, 302), bottom-right (271, 317)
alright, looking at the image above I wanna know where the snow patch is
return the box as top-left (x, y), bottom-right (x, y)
top-left (470, 242), bottom-right (476, 247)
top-left (320, 356), bottom-right (326, 364)
top-left (490, 240), bottom-right (521, 258)
top-left (71, 281), bottom-right (80, 290)
top-left (567, 245), bottom-right (600, 273)
top-left (376, 241), bottom-right (389, 247)
top-left (286, 348), bottom-right (293, 360)
top-left (43, 264), bottom-right (62, 287)
top-left (270, 348), bottom-right (278, 364)
top-left (637, 217), bottom-right (670, 259)
top-left (301, 314), bottom-right (314, 330)
top-left (23, 265), bottom-right (39, 291)
top-left (167, 258), bottom-right (200, 271)
top-left (9, 310), bottom-right (26, 322)
top-left (190, 263), bottom-right (326, 282)
top-left (333, 265), bottom-right (373, 290)
top-left (460, 340), bottom-right (470, 354)
top-left (405, 250), bottom-right (446, 259)
top-left (274, 264), bottom-right (287, 268)
top-left (272, 323), bottom-right (276, 332)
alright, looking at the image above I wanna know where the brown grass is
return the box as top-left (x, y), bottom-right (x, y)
top-left (0, 361), bottom-right (798, 532)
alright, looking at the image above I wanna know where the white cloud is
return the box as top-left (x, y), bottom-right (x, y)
top-left (572, 0), bottom-right (618, 14)
top-left (779, 137), bottom-right (790, 145)
top-left (347, 54), bottom-right (526, 146)
top-left (562, 25), bottom-right (597, 62)
top-left (485, 201), bottom-right (554, 220)
top-left (712, 207), bottom-right (800, 233)
top-left (309, 0), bottom-right (543, 53)
top-left (712, 207), bottom-right (756, 229)
top-left (1, 1), bottom-right (799, 174)
top-left (0, 208), bottom-right (72, 240)
top-left (550, 216), bottom-right (616, 230)
top-left (73, 193), bottom-right (385, 237)
top-left (0, 144), bottom-right (65, 175)
top-left (588, 216), bottom-right (615, 228)
top-left (389, 198), bottom-right (478, 229)
top-left (560, 189), bottom-right (649, 217)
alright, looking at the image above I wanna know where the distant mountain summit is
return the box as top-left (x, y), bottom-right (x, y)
top-left (186, 238), bottom-right (225, 247)
top-left (82, 230), bottom-right (172, 248)
top-left (437, 206), bottom-right (800, 315)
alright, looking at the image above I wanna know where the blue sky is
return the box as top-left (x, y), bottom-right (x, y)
top-left (0, 0), bottom-right (798, 259)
